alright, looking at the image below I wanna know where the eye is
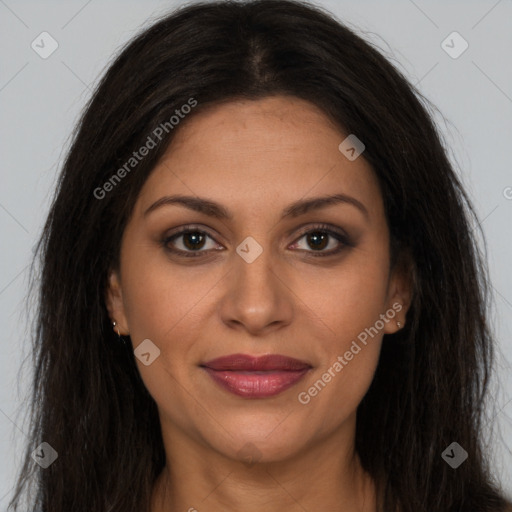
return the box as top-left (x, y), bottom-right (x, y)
top-left (162, 223), bottom-right (352, 259)
top-left (162, 226), bottom-right (223, 258)
top-left (290, 224), bottom-right (351, 257)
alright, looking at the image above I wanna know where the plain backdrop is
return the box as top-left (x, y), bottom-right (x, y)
top-left (1, 0), bottom-right (511, 508)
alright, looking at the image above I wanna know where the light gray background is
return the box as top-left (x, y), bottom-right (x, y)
top-left (1, 0), bottom-right (511, 508)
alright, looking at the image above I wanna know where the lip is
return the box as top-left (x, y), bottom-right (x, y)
top-left (202, 353), bottom-right (311, 371)
top-left (201, 353), bottom-right (312, 399)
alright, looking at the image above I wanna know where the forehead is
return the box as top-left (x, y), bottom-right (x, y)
top-left (135, 96), bottom-right (383, 219)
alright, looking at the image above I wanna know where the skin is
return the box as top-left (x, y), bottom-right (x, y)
top-left (106, 95), bottom-right (412, 512)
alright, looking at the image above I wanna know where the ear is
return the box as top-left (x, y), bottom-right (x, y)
top-left (105, 269), bottom-right (130, 335)
top-left (383, 251), bottom-right (414, 335)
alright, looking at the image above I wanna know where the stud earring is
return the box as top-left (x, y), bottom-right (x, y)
top-left (397, 321), bottom-right (402, 329)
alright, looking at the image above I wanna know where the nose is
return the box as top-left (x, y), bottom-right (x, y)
top-left (218, 242), bottom-right (294, 337)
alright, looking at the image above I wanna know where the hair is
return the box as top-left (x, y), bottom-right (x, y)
top-left (8, 0), bottom-right (511, 511)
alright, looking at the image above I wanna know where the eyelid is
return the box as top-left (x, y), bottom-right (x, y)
top-left (292, 222), bottom-right (350, 243)
top-left (289, 223), bottom-right (352, 257)
top-left (162, 222), bottom-right (352, 257)
top-left (162, 224), bottom-right (223, 257)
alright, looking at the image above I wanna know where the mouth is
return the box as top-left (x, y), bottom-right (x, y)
top-left (200, 353), bottom-right (312, 399)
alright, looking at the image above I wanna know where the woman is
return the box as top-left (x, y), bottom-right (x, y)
top-left (9, 1), bottom-right (511, 511)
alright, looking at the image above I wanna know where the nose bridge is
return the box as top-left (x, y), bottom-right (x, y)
top-left (236, 238), bottom-right (275, 293)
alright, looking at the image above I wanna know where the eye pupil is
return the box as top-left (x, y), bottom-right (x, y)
top-left (183, 232), bottom-right (206, 250)
top-left (307, 232), bottom-right (328, 250)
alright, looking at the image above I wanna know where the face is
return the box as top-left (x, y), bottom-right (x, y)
top-left (106, 95), bottom-right (411, 465)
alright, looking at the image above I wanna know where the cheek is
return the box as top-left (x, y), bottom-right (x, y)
top-left (118, 245), bottom-right (222, 402)
top-left (118, 254), bottom-right (215, 423)
top-left (300, 347), bottom-right (380, 431)
top-left (293, 244), bottom-right (389, 415)
top-left (298, 297), bottom-right (385, 426)
top-left (119, 240), bottom-right (221, 343)
top-left (295, 245), bottom-right (390, 339)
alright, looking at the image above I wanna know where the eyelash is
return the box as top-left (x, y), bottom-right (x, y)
top-left (161, 223), bottom-right (352, 259)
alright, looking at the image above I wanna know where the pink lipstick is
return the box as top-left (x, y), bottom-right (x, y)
top-left (201, 353), bottom-right (311, 398)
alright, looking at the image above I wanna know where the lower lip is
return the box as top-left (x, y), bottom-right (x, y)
top-left (202, 367), bottom-right (310, 398)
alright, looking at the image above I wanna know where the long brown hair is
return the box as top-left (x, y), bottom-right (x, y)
top-left (9, 1), bottom-right (511, 510)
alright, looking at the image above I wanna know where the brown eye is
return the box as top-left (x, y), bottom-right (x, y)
top-left (290, 224), bottom-right (352, 257)
top-left (162, 227), bottom-right (223, 258)
top-left (305, 231), bottom-right (329, 251)
top-left (181, 232), bottom-right (207, 250)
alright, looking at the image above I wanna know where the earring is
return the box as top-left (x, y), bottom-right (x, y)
top-left (112, 320), bottom-right (127, 345)
top-left (397, 321), bottom-right (402, 329)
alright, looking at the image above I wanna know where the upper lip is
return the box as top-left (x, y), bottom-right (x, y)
top-left (201, 353), bottom-right (312, 371)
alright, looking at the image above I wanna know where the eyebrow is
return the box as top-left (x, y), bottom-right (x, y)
top-left (143, 193), bottom-right (369, 220)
